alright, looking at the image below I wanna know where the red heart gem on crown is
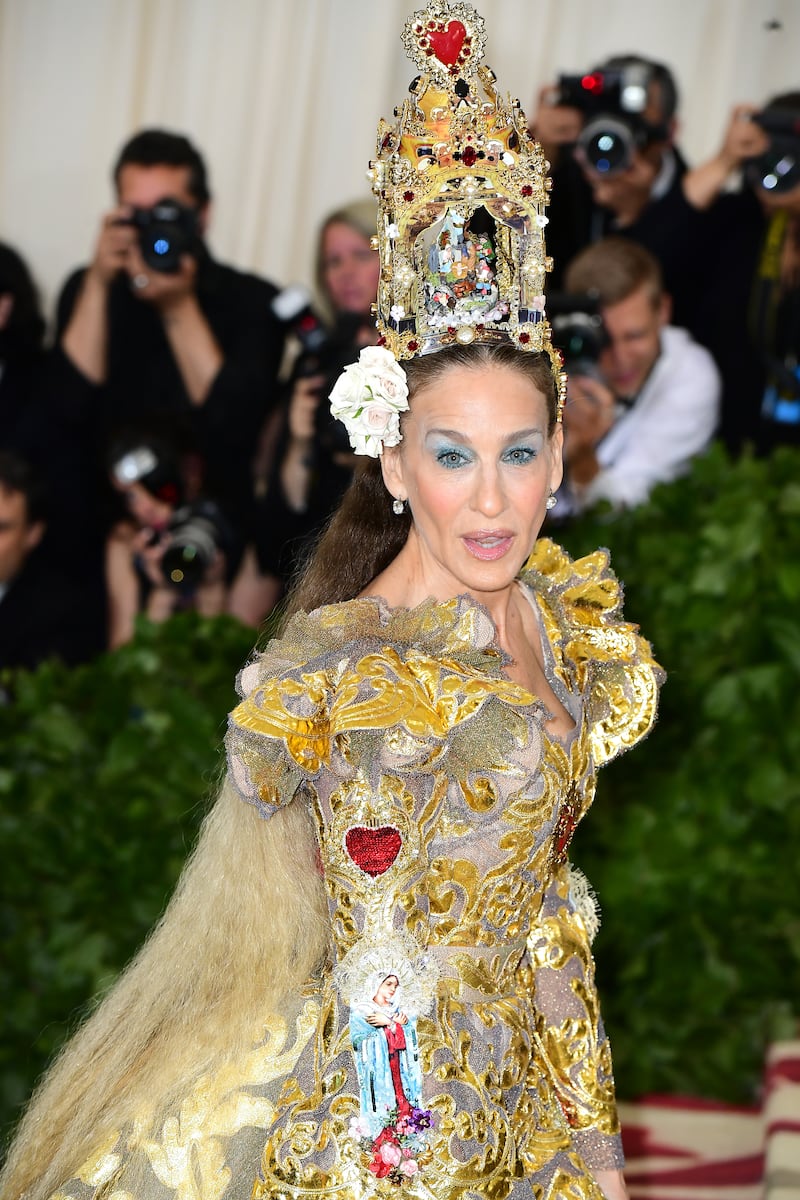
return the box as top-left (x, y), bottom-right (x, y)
top-left (345, 825), bottom-right (403, 877)
top-left (428, 20), bottom-right (466, 67)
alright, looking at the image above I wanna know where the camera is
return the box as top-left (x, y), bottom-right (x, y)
top-left (555, 65), bottom-right (668, 175)
top-left (272, 285), bottom-right (330, 360)
top-left (746, 108), bottom-right (800, 195)
top-left (547, 292), bottom-right (609, 377)
top-left (126, 198), bottom-right (200, 273)
top-left (272, 286), bottom-right (364, 455)
top-left (161, 500), bottom-right (231, 591)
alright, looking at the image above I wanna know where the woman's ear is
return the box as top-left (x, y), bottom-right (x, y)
top-left (548, 423), bottom-right (564, 495)
top-left (379, 444), bottom-right (405, 503)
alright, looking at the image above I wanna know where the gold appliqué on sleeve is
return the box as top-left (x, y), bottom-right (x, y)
top-left (528, 870), bottom-right (619, 1138)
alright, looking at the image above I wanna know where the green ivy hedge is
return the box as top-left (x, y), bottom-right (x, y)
top-left (0, 614), bottom-right (255, 1147)
top-left (559, 444), bottom-right (800, 1105)
top-left (1, 445), bottom-right (799, 1147)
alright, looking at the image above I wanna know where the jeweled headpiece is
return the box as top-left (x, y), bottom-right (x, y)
top-left (331, 0), bottom-right (565, 457)
top-left (373, 3), bottom-right (562, 375)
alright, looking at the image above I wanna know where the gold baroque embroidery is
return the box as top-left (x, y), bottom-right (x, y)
top-left (212, 541), bottom-right (660, 1196)
top-left (528, 900), bottom-right (619, 1137)
top-left (133, 1003), bottom-right (320, 1199)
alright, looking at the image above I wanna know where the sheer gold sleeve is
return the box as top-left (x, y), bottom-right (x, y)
top-left (527, 863), bottom-right (625, 1170)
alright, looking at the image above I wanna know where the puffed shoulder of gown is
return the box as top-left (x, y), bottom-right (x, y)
top-left (227, 537), bottom-right (662, 814)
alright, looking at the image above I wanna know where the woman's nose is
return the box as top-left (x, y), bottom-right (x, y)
top-left (473, 467), bottom-right (506, 516)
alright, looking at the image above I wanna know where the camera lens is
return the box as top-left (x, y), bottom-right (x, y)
top-left (551, 310), bottom-right (608, 369)
top-left (162, 541), bottom-right (207, 590)
top-left (578, 117), bottom-right (635, 175)
top-left (748, 143), bottom-right (800, 195)
top-left (161, 507), bottom-right (225, 591)
top-left (132, 199), bottom-right (198, 274)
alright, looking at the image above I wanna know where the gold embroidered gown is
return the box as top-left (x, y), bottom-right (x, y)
top-left (67, 540), bottom-right (661, 1200)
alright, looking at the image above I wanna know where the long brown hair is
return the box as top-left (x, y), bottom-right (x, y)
top-left (284, 342), bottom-right (558, 619)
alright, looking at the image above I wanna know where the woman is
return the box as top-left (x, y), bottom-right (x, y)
top-left (2, 341), bottom-right (657, 1200)
top-left (252, 200), bottom-right (381, 594)
top-left (1, 7), bottom-right (660, 1198)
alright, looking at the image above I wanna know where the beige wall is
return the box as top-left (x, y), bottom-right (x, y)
top-left (0, 0), bottom-right (798, 314)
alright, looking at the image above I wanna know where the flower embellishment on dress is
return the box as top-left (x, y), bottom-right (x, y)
top-left (329, 345), bottom-right (409, 457)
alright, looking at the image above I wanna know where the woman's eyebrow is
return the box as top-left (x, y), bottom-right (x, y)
top-left (425, 427), bottom-right (542, 442)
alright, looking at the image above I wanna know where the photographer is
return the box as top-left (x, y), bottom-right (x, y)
top-left (0, 243), bottom-right (47, 457)
top-left (255, 201), bottom-right (380, 592)
top-left (105, 433), bottom-right (231, 649)
top-left (0, 452), bottom-right (100, 670)
top-left (555, 238), bottom-right (719, 513)
top-left (681, 93), bottom-right (800, 451)
top-left (55, 129), bottom-right (285, 557)
top-left (532, 55), bottom-right (708, 337)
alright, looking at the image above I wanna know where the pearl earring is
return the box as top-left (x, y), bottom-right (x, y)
top-left (392, 498), bottom-right (406, 515)
top-left (546, 491), bottom-right (557, 510)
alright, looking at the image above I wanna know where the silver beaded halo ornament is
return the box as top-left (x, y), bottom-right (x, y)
top-left (329, 0), bottom-right (566, 458)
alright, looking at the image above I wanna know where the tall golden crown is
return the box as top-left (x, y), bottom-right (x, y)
top-left (369, 0), bottom-right (563, 396)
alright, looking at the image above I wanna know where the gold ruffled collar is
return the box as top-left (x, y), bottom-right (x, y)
top-left (266, 538), bottom-right (620, 685)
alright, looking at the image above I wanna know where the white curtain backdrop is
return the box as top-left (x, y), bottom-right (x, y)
top-left (0, 0), bottom-right (797, 315)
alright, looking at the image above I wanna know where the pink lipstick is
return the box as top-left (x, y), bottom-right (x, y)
top-left (462, 530), bottom-right (515, 561)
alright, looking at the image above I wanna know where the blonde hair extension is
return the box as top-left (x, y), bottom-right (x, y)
top-left (0, 778), bottom-right (330, 1200)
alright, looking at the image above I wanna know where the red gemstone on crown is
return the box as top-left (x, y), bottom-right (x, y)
top-left (345, 826), bottom-right (402, 877)
top-left (521, 184), bottom-right (533, 197)
top-left (407, 339), bottom-right (419, 351)
top-left (427, 20), bottom-right (466, 66)
top-left (403, 190), bottom-right (415, 201)
top-left (519, 332), bottom-right (531, 344)
top-left (461, 146), bottom-right (478, 167)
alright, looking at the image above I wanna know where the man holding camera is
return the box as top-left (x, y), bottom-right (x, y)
top-left (104, 434), bottom-right (230, 648)
top-left (555, 238), bottom-right (720, 513)
top-left (678, 92), bottom-right (800, 451)
top-left (532, 55), bottom-right (708, 338)
top-left (55, 129), bottom-right (285, 561)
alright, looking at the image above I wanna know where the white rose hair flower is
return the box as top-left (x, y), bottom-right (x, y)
top-left (329, 346), bottom-right (410, 458)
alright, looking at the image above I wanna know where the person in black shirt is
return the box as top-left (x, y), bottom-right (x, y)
top-left (54, 129), bottom-right (286, 564)
top-left (0, 452), bottom-right (101, 672)
top-left (680, 92), bottom-right (800, 451)
top-left (531, 55), bottom-right (709, 338)
top-left (0, 242), bottom-right (47, 456)
top-left (0, 243), bottom-right (104, 620)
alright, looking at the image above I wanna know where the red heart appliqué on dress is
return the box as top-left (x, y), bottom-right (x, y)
top-left (428, 20), bottom-right (466, 67)
top-left (345, 826), bottom-right (402, 877)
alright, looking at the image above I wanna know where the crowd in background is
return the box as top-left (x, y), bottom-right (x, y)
top-left (1, 53), bottom-right (798, 672)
